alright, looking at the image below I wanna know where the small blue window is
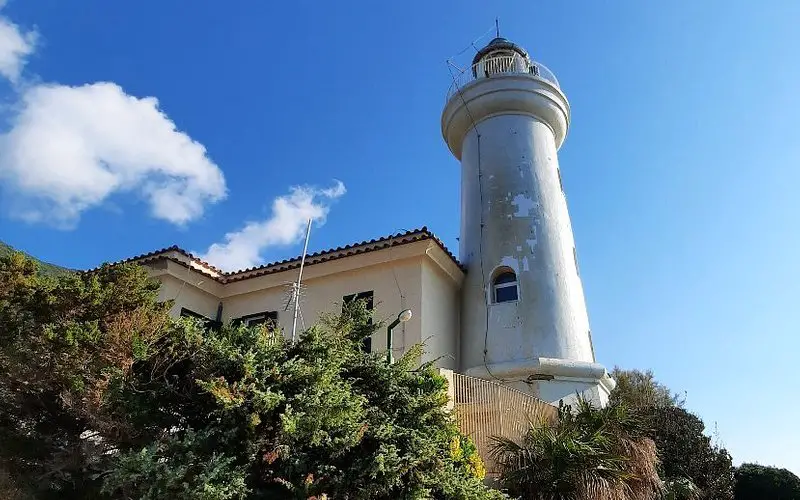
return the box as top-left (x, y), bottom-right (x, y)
top-left (493, 272), bottom-right (518, 303)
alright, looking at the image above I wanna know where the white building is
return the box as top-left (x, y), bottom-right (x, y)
top-left (125, 37), bottom-right (614, 406)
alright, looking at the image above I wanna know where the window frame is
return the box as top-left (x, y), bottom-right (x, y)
top-left (492, 271), bottom-right (519, 304)
top-left (343, 291), bottom-right (375, 352)
top-left (234, 311), bottom-right (278, 329)
top-left (180, 307), bottom-right (221, 330)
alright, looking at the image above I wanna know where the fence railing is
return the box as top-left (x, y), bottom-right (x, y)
top-left (446, 53), bottom-right (560, 101)
top-left (442, 370), bottom-right (558, 475)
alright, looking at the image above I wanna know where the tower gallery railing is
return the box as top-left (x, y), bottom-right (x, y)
top-left (446, 53), bottom-right (560, 101)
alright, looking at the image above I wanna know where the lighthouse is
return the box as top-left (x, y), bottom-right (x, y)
top-left (442, 37), bottom-right (615, 405)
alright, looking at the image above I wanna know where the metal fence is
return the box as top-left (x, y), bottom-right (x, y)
top-left (442, 370), bottom-right (558, 475)
top-left (446, 53), bottom-right (560, 101)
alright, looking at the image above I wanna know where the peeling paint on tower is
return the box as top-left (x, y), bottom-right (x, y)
top-left (441, 35), bottom-right (614, 407)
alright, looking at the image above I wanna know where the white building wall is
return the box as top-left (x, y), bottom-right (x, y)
top-left (148, 247), bottom-right (463, 370)
top-left (157, 273), bottom-right (220, 320)
top-left (420, 260), bottom-right (460, 369)
top-left (170, 257), bottom-right (427, 362)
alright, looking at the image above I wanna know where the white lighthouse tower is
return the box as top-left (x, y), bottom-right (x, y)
top-left (442, 37), bottom-right (615, 405)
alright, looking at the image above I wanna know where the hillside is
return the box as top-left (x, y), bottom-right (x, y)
top-left (0, 241), bottom-right (73, 276)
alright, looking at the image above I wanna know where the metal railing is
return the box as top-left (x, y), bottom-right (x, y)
top-left (445, 371), bottom-right (557, 475)
top-left (447, 53), bottom-right (559, 101)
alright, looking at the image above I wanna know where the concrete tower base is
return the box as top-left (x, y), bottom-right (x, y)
top-left (465, 357), bottom-right (616, 407)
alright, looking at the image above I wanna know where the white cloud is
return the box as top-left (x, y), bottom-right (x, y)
top-left (0, 1), bottom-right (36, 83)
top-left (199, 181), bottom-right (346, 272)
top-left (0, 82), bottom-right (227, 227)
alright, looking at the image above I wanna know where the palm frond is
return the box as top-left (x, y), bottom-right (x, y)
top-left (491, 396), bottom-right (662, 500)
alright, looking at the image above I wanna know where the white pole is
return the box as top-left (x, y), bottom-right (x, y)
top-left (291, 218), bottom-right (313, 343)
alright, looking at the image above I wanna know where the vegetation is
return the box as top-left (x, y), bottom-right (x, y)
top-left (0, 241), bottom-right (72, 277)
top-left (609, 368), bottom-right (685, 409)
top-left (0, 252), bottom-right (503, 500)
top-left (491, 398), bottom-right (662, 500)
top-left (611, 368), bottom-right (735, 500)
top-left (663, 477), bottom-right (700, 500)
top-left (3, 246), bottom-right (797, 500)
top-left (733, 463), bottom-right (800, 500)
top-left (494, 367), bottom-right (790, 500)
top-left (649, 406), bottom-right (735, 499)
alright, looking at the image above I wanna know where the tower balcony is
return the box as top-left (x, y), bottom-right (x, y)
top-left (442, 52), bottom-right (570, 158)
top-left (446, 53), bottom-right (560, 102)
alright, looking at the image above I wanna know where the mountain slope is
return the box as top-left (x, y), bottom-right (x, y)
top-left (0, 241), bottom-right (73, 276)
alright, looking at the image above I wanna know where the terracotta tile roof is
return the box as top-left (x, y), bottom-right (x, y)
top-left (115, 227), bottom-right (462, 284)
top-left (91, 245), bottom-right (224, 278)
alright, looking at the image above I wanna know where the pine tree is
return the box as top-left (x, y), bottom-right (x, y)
top-left (0, 253), bottom-right (504, 499)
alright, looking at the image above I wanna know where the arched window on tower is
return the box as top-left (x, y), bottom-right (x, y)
top-left (492, 271), bottom-right (518, 303)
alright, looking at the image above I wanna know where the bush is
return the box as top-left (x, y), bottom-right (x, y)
top-left (611, 369), bottom-right (735, 500)
top-left (734, 463), bottom-right (800, 500)
top-left (648, 406), bottom-right (734, 499)
top-left (0, 253), bottom-right (504, 499)
top-left (491, 398), bottom-right (662, 500)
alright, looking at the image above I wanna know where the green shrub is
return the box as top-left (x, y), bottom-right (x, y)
top-left (734, 463), bottom-right (800, 500)
top-left (0, 254), bottom-right (505, 499)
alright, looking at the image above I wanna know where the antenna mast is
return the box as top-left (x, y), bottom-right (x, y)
top-left (290, 219), bottom-right (312, 343)
top-left (495, 17), bottom-right (500, 37)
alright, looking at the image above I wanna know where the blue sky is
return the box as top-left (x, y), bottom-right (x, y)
top-left (1, 0), bottom-right (799, 473)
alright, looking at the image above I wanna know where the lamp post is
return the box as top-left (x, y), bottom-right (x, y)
top-left (387, 309), bottom-right (413, 364)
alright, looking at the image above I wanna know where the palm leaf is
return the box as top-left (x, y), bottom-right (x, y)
top-left (490, 396), bottom-right (662, 500)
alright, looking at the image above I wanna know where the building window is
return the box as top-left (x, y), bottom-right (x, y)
top-left (573, 246), bottom-right (580, 276)
top-left (492, 271), bottom-right (518, 303)
top-left (234, 311), bottom-right (278, 329)
top-left (180, 307), bottom-right (206, 321)
top-left (557, 167), bottom-right (564, 193)
top-left (180, 307), bottom-right (221, 330)
top-left (343, 291), bottom-right (374, 352)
